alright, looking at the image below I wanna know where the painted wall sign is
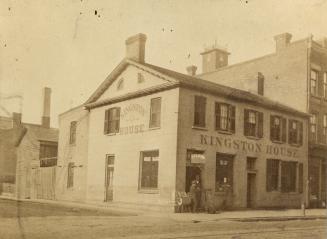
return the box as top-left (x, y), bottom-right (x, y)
top-left (120, 104), bottom-right (146, 122)
top-left (119, 124), bottom-right (145, 135)
top-left (200, 134), bottom-right (298, 158)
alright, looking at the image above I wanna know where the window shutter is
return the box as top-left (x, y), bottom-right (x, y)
top-left (288, 119), bottom-right (292, 144)
top-left (104, 110), bottom-right (109, 134)
top-left (115, 108), bottom-right (121, 132)
top-left (215, 103), bottom-right (221, 130)
top-left (230, 105), bottom-right (236, 132)
top-left (282, 118), bottom-right (287, 143)
top-left (258, 112), bottom-right (264, 138)
top-left (244, 109), bottom-right (249, 136)
top-left (270, 115), bottom-right (274, 141)
top-left (266, 159), bottom-right (271, 192)
top-left (299, 122), bottom-right (303, 145)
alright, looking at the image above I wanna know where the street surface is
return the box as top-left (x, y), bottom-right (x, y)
top-left (0, 199), bottom-right (326, 239)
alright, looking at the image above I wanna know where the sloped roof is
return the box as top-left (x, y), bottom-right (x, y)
top-left (84, 59), bottom-right (308, 118)
top-left (23, 123), bottom-right (58, 143)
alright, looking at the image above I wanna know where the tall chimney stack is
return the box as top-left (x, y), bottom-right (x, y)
top-left (257, 72), bottom-right (264, 96)
top-left (125, 33), bottom-right (147, 63)
top-left (41, 87), bottom-right (51, 128)
top-left (186, 65), bottom-right (197, 76)
top-left (274, 33), bottom-right (292, 52)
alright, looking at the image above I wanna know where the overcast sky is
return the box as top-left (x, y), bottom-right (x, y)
top-left (1, 0), bottom-right (326, 127)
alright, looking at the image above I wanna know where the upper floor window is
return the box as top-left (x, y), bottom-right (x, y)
top-left (324, 73), bottom-right (327, 98)
top-left (323, 114), bottom-right (327, 144)
top-left (309, 114), bottom-right (317, 142)
top-left (39, 142), bottom-right (58, 167)
top-left (193, 96), bottom-right (206, 128)
top-left (288, 120), bottom-right (303, 145)
top-left (244, 109), bottom-right (263, 138)
top-left (215, 103), bottom-right (235, 133)
top-left (149, 98), bottom-right (161, 128)
top-left (104, 107), bottom-right (120, 134)
top-left (117, 78), bottom-right (124, 90)
top-left (310, 70), bottom-right (318, 96)
top-left (69, 121), bottom-right (77, 145)
top-left (270, 115), bottom-right (286, 143)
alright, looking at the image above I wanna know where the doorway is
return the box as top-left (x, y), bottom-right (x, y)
top-left (247, 173), bottom-right (256, 208)
top-left (105, 155), bottom-right (115, 202)
top-left (185, 166), bottom-right (201, 193)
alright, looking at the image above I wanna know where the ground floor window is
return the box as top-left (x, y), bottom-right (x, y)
top-left (216, 153), bottom-right (233, 192)
top-left (67, 162), bottom-right (74, 188)
top-left (266, 159), bottom-right (279, 191)
top-left (281, 161), bottom-right (297, 192)
top-left (139, 150), bottom-right (159, 189)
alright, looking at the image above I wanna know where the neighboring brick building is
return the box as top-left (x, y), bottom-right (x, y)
top-left (198, 33), bottom-right (327, 208)
top-left (56, 34), bottom-right (309, 212)
top-left (0, 88), bottom-right (58, 199)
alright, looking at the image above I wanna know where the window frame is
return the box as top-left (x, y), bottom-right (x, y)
top-left (244, 109), bottom-right (263, 138)
top-left (309, 113), bottom-right (318, 142)
top-left (215, 102), bottom-right (236, 133)
top-left (270, 115), bottom-right (287, 143)
top-left (215, 153), bottom-right (234, 192)
top-left (149, 97), bottom-right (161, 128)
top-left (67, 162), bottom-right (75, 188)
top-left (281, 161), bottom-right (297, 193)
top-left (69, 121), bottom-right (77, 145)
top-left (266, 159), bottom-right (280, 192)
top-left (310, 69), bottom-right (318, 96)
top-left (324, 72), bottom-right (327, 98)
top-left (193, 95), bottom-right (206, 128)
top-left (139, 150), bottom-right (159, 191)
top-left (288, 119), bottom-right (303, 145)
top-left (104, 107), bottom-right (121, 134)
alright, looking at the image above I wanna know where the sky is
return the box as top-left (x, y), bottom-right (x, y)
top-left (0, 0), bottom-right (326, 127)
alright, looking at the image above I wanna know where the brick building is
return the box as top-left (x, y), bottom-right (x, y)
top-left (56, 34), bottom-right (309, 211)
top-left (198, 33), bottom-right (327, 208)
top-left (0, 88), bottom-right (58, 199)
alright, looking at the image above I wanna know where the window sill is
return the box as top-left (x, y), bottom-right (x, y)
top-left (138, 189), bottom-right (159, 194)
top-left (192, 126), bottom-right (208, 131)
top-left (105, 132), bottom-right (118, 136)
top-left (245, 136), bottom-right (262, 141)
top-left (271, 140), bottom-right (285, 144)
top-left (149, 126), bottom-right (161, 131)
top-left (289, 143), bottom-right (302, 148)
top-left (216, 130), bottom-right (234, 135)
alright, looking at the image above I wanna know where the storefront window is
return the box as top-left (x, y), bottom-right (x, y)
top-left (281, 161), bottom-right (297, 193)
top-left (215, 154), bottom-right (233, 192)
top-left (266, 159), bottom-right (279, 192)
top-left (139, 150), bottom-right (159, 189)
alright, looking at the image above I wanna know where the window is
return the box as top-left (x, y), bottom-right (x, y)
top-left (215, 154), bottom-right (233, 192)
top-left (104, 107), bottom-right (121, 134)
top-left (69, 121), bottom-right (77, 144)
top-left (117, 78), bottom-right (124, 90)
top-left (266, 159), bottom-right (279, 192)
top-left (310, 70), bottom-right (318, 96)
top-left (193, 96), bottom-right (206, 127)
top-left (323, 114), bottom-right (327, 144)
top-left (244, 109), bottom-right (263, 138)
top-left (67, 162), bottom-right (74, 188)
top-left (247, 157), bottom-right (256, 170)
top-left (149, 98), bottom-right (161, 128)
top-left (215, 103), bottom-right (235, 133)
top-left (309, 114), bottom-right (317, 142)
top-left (298, 163), bottom-right (303, 193)
top-left (270, 115), bottom-right (286, 142)
top-left (139, 151), bottom-right (159, 189)
top-left (288, 120), bottom-right (303, 145)
top-left (281, 161), bottom-right (297, 192)
top-left (39, 142), bottom-right (58, 167)
top-left (324, 73), bottom-right (327, 98)
top-left (137, 73), bottom-right (145, 83)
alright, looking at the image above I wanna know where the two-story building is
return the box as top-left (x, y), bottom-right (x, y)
top-left (56, 34), bottom-right (309, 212)
top-left (198, 33), bottom-right (327, 207)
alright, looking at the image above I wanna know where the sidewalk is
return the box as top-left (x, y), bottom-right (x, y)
top-left (1, 195), bottom-right (326, 222)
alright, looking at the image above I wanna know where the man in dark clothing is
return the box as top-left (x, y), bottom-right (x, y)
top-left (189, 178), bottom-right (201, 212)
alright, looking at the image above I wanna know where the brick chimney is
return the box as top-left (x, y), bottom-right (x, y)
top-left (125, 33), bottom-right (147, 63)
top-left (257, 72), bottom-right (264, 96)
top-left (200, 46), bottom-right (230, 73)
top-left (12, 112), bottom-right (22, 128)
top-left (41, 87), bottom-right (51, 128)
top-left (274, 33), bottom-right (292, 52)
top-left (186, 65), bottom-right (197, 76)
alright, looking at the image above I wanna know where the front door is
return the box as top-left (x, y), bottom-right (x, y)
top-left (105, 155), bottom-right (115, 202)
top-left (247, 173), bottom-right (256, 208)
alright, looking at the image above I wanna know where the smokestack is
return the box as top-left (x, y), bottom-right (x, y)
top-left (257, 72), bottom-right (264, 96)
top-left (186, 65), bottom-right (197, 76)
top-left (125, 33), bottom-right (147, 63)
top-left (274, 33), bottom-right (292, 52)
top-left (41, 87), bottom-right (51, 128)
top-left (12, 112), bottom-right (22, 128)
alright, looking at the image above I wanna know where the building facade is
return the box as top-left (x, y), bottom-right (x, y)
top-left (56, 34), bottom-right (309, 211)
top-left (198, 33), bottom-right (327, 208)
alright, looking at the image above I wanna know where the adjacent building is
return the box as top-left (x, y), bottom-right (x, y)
top-left (56, 34), bottom-right (309, 212)
top-left (0, 88), bottom-right (58, 199)
top-left (198, 33), bottom-right (327, 208)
